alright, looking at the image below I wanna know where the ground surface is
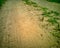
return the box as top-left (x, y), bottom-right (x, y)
top-left (0, 0), bottom-right (60, 48)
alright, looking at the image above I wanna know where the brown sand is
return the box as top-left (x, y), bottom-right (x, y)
top-left (0, 1), bottom-right (57, 48)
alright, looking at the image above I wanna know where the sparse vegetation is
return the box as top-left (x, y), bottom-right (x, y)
top-left (0, 0), bottom-right (7, 9)
top-left (47, 0), bottom-right (60, 3)
top-left (18, 0), bottom-right (60, 46)
top-left (47, 18), bottom-right (58, 24)
top-left (22, 0), bottom-right (38, 7)
top-left (0, 0), bottom-right (60, 48)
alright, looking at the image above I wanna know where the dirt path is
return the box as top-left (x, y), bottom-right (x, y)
top-left (0, 0), bottom-right (58, 48)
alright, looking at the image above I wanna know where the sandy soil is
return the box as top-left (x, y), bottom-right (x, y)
top-left (0, 0), bottom-right (58, 48)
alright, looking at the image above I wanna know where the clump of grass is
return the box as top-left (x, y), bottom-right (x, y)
top-left (41, 8), bottom-right (52, 17)
top-left (42, 10), bottom-right (60, 17)
top-left (42, 12), bottom-right (50, 17)
top-left (54, 24), bottom-right (60, 31)
top-left (52, 31), bottom-right (60, 38)
top-left (47, 0), bottom-right (60, 3)
top-left (22, 0), bottom-right (38, 7)
top-left (0, 0), bottom-right (7, 9)
top-left (23, 0), bottom-right (32, 5)
top-left (47, 18), bottom-right (58, 25)
top-left (50, 11), bottom-right (59, 16)
top-left (50, 31), bottom-right (60, 46)
top-left (42, 10), bottom-right (60, 26)
top-left (42, 7), bottom-right (48, 12)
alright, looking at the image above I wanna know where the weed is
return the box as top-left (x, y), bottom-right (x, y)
top-left (47, 0), bottom-right (60, 3)
top-left (0, 0), bottom-right (7, 9)
top-left (22, 0), bottom-right (38, 7)
top-left (47, 18), bottom-right (58, 25)
top-left (51, 31), bottom-right (60, 38)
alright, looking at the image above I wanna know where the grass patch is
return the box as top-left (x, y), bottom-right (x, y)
top-left (22, 0), bottom-right (39, 7)
top-left (47, 18), bottom-right (58, 24)
top-left (0, 0), bottom-right (7, 9)
top-left (42, 7), bottom-right (48, 12)
top-left (51, 31), bottom-right (60, 38)
top-left (42, 10), bottom-right (59, 16)
top-left (54, 24), bottom-right (60, 31)
top-left (47, 0), bottom-right (60, 3)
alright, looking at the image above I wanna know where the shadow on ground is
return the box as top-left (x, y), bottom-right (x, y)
top-left (0, 0), bottom-right (7, 9)
top-left (47, 0), bottom-right (60, 3)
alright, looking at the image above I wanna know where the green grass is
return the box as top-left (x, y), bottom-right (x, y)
top-left (47, 18), bottom-right (58, 24)
top-left (0, 0), bottom-right (7, 9)
top-left (51, 31), bottom-right (60, 39)
top-left (47, 0), bottom-right (60, 3)
top-left (42, 10), bottom-right (60, 17)
top-left (22, 0), bottom-right (38, 7)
